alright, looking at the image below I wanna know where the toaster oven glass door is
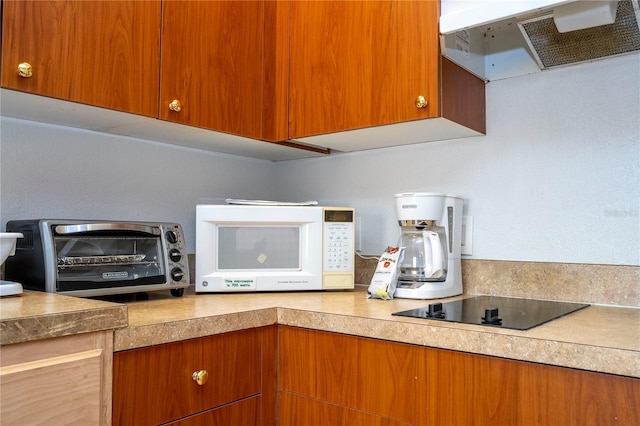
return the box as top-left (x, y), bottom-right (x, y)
top-left (54, 235), bottom-right (166, 292)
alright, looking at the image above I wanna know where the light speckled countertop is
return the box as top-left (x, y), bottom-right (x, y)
top-left (113, 286), bottom-right (640, 378)
top-left (0, 291), bottom-right (127, 344)
top-left (1, 288), bottom-right (638, 378)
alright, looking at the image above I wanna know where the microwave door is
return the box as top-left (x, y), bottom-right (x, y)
top-left (218, 226), bottom-right (301, 271)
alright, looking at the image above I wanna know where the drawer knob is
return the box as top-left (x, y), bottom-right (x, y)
top-left (415, 95), bottom-right (427, 109)
top-left (192, 370), bottom-right (209, 385)
top-left (17, 62), bottom-right (33, 78)
top-left (169, 99), bottom-right (182, 112)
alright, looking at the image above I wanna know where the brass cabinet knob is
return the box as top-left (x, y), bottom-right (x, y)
top-left (192, 370), bottom-right (208, 385)
top-left (169, 99), bottom-right (182, 112)
top-left (17, 62), bottom-right (33, 78)
top-left (415, 95), bottom-right (427, 109)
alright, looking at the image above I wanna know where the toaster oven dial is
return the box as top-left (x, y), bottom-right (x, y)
top-left (171, 267), bottom-right (185, 282)
top-left (165, 230), bottom-right (178, 244)
top-left (169, 248), bottom-right (182, 262)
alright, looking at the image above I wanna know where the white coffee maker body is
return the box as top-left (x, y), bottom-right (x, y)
top-left (394, 192), bottom-right (464, 299)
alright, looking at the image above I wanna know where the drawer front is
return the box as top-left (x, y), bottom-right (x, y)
top-left (113, 328), bottom-right (261, 425)
top-left (166, 396), bottom-right (260, 426)
top-left (1, 348), bottom-right (102, 425)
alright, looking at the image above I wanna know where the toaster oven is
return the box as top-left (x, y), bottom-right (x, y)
top-left (4, 220), bottom-right (190, 297)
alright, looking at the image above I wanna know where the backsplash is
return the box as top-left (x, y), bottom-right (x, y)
top-left (355, 256), bottom-right (639, 308)
top-left (5, 254), bottom-right (637, 307)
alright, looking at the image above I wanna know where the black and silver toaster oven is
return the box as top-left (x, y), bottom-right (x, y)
top-left (4, 220), bottom-right (190, 297)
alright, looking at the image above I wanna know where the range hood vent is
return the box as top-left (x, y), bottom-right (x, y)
top-left (518, 0), bottom-right (640, 69)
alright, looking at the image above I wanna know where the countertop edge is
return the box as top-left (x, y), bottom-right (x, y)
top-left (113, 306), bottom-right (640, 378)
top-left (276, 308), bottom-right (640, 378)
top-left (113, 308), bottom-right (278, 351)
top-left (0, 304), bottom-right (128, 345)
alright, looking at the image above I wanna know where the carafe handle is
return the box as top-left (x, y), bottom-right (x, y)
top-left (427, 231), bottom-right (445, 279)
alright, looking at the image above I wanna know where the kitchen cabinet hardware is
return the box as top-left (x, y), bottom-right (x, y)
top-left (168, 99), bottom-right (182, 112)
top-left (17, 62), bottom-right (32, 78)
top-left (415, 95), bottom-right (427, 109)
top-left (192, 369), bottom-right (209, 385)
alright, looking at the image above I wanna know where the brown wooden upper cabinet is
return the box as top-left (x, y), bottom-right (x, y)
top-left (1, 1), bottom-right (161, 118)
top-left (160, 1), bottom-right (276, 141)
top-left (2, 0), bottom-right (484, 150)
top-left (285, 0), bottom-right (485, 151)
top-left (287, 0), bottom-right (441, 138)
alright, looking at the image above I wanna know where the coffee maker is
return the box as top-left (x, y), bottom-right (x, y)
top-left (394, 192), bottom-right (463, 299)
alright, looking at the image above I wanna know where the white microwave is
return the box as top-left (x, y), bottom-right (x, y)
top-left (195, 204), bottom-right (355, 293)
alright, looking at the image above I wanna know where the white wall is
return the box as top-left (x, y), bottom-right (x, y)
top-left (2, 54), bottom-right (638, 265)
top-left (273, 53), bottom-right (640, 266)
top-left (0, 119), bottom-right (276, 252)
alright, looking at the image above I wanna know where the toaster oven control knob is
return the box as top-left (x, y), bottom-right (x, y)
top-left (171, 267), bottom-right (185, 282)
top-left (169, 248), bottom-right (182, 262)
top-left (165, 230), bottom-right (178, 244)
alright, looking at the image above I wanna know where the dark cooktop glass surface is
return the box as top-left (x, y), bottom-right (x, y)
top-left (392, 296), bottom-right (589, 330)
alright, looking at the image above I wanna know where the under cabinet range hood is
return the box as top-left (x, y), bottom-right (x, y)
top-left (441, 0), bottom-right (640, 80)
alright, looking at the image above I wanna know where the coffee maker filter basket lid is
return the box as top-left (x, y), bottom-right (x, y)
top-left (394, 192), bottom-right (464, 199)
top-left (394, 192), bottom-right (464, 222)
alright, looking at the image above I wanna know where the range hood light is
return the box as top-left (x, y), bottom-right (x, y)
top-left (553, 0), bottom-right (619, 32)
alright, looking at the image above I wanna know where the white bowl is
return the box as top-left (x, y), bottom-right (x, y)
top-left (0, 233), bottom-right (23, 265)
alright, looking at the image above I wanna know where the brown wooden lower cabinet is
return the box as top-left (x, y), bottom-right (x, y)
top-left (113, 324), bottom-right (638, 426)
top-left (422, 347), bottom-right (640, 426)
top-left (279, 326), bottom-right (640, 426)
top-left (420, 347), bottom-right (520, 425)
top-left (278, 325), bottom-right (418, 424)
top-left (112, 326), bottom-right (276, 426)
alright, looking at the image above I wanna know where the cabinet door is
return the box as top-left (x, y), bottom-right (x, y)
top-left (518, 361), bottom-right (640, 425)
top-left (278, 326), bottom-right (418, 424)
top-left (1, 0), bottom-right (160, 117)
top-left (288, 0), bottom-right (439, 138)
top-left (420, 347), bottom-right (640, 426)
top-left (160, 1), bottom-right (265, 139)
top-left (420, 348), bottom-right (520, 426)
top-left (113, 328), bottom-right (262, 425)
top-left (0, 332), bottom-right (112, 426)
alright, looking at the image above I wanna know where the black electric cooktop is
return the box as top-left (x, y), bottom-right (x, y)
top-left (392, 296), bottom-right (589, 330)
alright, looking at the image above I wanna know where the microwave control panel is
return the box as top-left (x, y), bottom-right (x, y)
top-left (322, 208), bottom-right (355, 289)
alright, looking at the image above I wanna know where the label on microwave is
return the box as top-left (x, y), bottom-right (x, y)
top-left (223, 278), bottom-right (256, 290)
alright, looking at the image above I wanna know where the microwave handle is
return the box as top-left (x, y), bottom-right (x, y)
top-left (54, 223), bottom-right (161, 236)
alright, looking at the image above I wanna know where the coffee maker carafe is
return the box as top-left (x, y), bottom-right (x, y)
top-left (394, 192), bottom-right (463, 299)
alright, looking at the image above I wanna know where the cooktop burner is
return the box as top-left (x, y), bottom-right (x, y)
top-left (392, 296), bottom-right (589, 330)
